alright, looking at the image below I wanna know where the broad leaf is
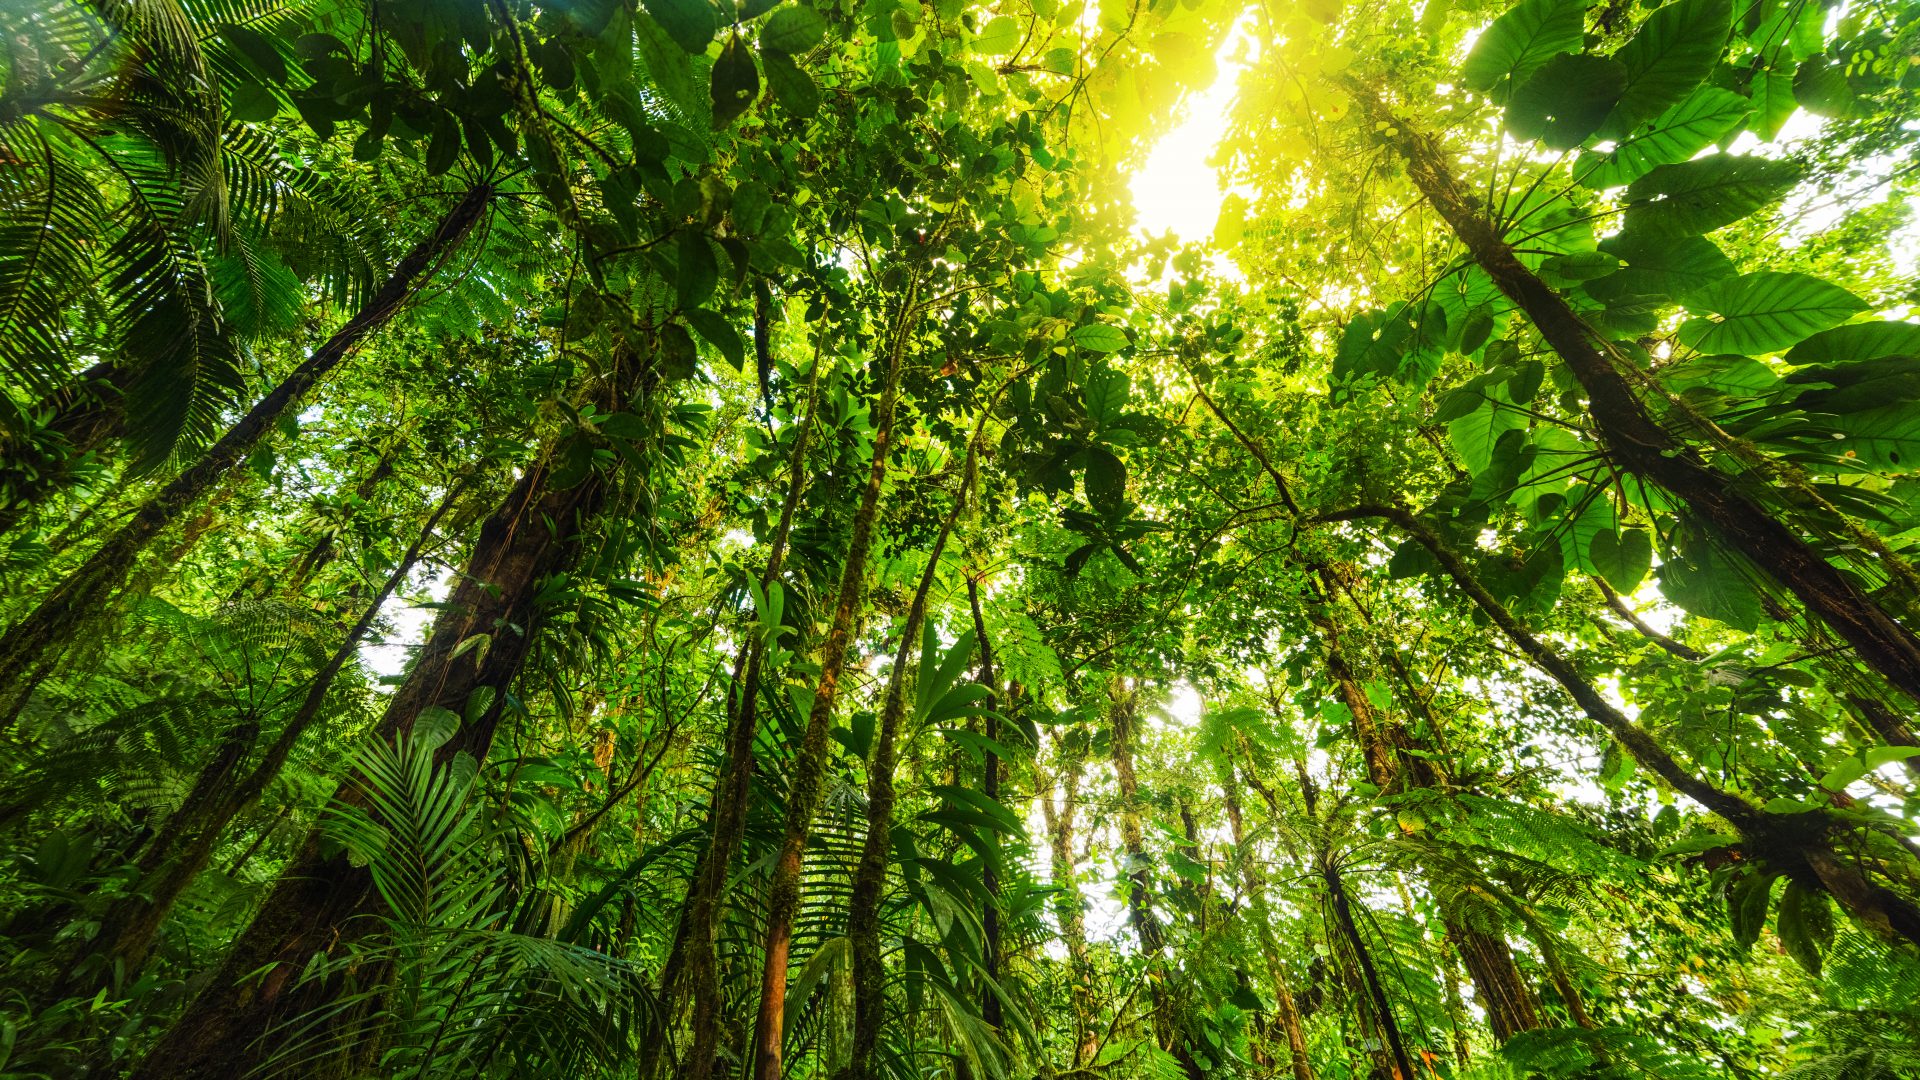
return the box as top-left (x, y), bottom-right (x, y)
top-left (1580, 86), bottom-right (1749, 188)
top-left (1622, 155), bottom-right (1800, 236)
top-left (1461, 0), bottom-right (1591, 93)
top-left (1507, 54), bottom-right (1627, 149)
top-left (1602, 0), bottom-right (1731, 135)
top-left (1680, 272), bottom-right (1867, 355)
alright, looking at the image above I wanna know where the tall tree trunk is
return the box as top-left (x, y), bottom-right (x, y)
top-left (0, 184), bottom-right (492, 695)
top-left (130, 368), bottom-right (633, 1079)
top-left (1323, 860), bottom-right (1414, 1080)
top-left (1360, 91), bottom-right (1920, 705)
top-left (647, 356), bottom-right (824, 1080)
top-left (843, 440), bottom-right (977, 1080)
top-left (1110, 682), bottom-right (1204, 1080)
top-left (1040, 734), bottom-right (1099, 1067)
top-left (1321, 504), bottom-right (1920, 946)
top-left (1224, 769), bottom-right (1315, 1080)
top-left (78, 480), bottom-right (463, 986)
top-left (752, 286), bottom-right (917, 1080)
top-left (965, 576), bottom-right (1004, 1030)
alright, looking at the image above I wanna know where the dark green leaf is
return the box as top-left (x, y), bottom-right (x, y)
top-left (1507, 54), bottom-right (1627, 149)
top-left (1460, 0), bottom-right (1591, 93)
top-left (711, 35), bottom-right (761, 128)
top-left (1622, 155), bottom-right (1801, 236)
top-left (676, 231), bottom-right (719, 310)
top-left (1679, 272), bottom-right (1868, 354)
top-left (643, 0), bottom-right (719, 52)
top-left (760, 5), bottom-right (828, 54)
top-left (1602, 0), bottom-right (1730, 134)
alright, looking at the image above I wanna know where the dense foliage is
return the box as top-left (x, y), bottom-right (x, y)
top-left (2, 0), bottom-right (1920, 1076)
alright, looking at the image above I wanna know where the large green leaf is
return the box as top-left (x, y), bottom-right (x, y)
top-left (1590, 526), bottom-right (1653, 592)
top-left (1448, 399), bottom-right (1527, 474)
top-left (1460, 0), bottom-right (1591, 93)
top-left (1591, 232), bottom-right (1735, 301)
top-left (1601, 0), bottom-right (1732, 135)
top-left (1579, 86), bottom-right (1749, 188)
top-left (760, 5), bottom-right (827, 54)
top-left (642, 0), bottom-right (718, 53)
top-left (1679, 271), bottom-right (1868, 354)
top-left (1507, 54), bottom-right (1626, 149)
top-left (1658, 522), bottom-right (1764, 631)
top-left (1784, 320), bottom-right (1920, 364)
top-left (1622, 155), bottom-right (1801, 236)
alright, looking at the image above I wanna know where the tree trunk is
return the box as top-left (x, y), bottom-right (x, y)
top-left (0, 184), bottom-right (492, 696)
top-left (81, 481), bottom-right (462, 985)
top-left (1362, 91), bottom-right (1920, 705)
top-left (965, 576), bottom-right (1004, 1031)
top-left (647, 357), bottom-right (824, 1080)
top-left (843, 444), bottom-right (976, 1079)
top-left (1320, 504), bottom-right (1920, 947)
top-left (1323, 860), bottom-right (1414, 1080)
top-left (1040, 734), bottom-right (1099, 1067)
top-left (130, 390), bottom-right (626, 1079)
top-left (752, 288), bottom-right (917, 1080)
top-left (1110, 682), bottom-right (1204, 1080)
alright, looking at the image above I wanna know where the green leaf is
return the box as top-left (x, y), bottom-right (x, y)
top-left (711, 35), bottom-right (761, 127)
top-left (1680, 272), bottom-right (1868, 355)
top-left (1460, 0), bottom-right (1591, 94)
top-left (1658, 521), bottom-right (1763, 631)
top-left (1602, 0), bottom-right (1731, 135)
top-left (761, 49), bottom-right (820, 117)
top-left (686, 308), bottom-right (746, 370)
top-left (760, 5), bottom-right (827, 54)
top-left (676, 231), bottom-right (719, 310)
top-left (973, 15), bottom-right (1022, 56)
top-left (1448, 399), bottom-right (1527, 474)
top-left (1793, 55), bottom-right (1855, 117)
top-left (1072, 324), bottom-right (1130, 353)
top-left (1085, 367), bottom-right (1130, 424)
top-left (1590, 526), bottom-right (1653, 591)
top-left (1727, 872), bottom-right (1773, 949)
top-left (1580, 85), bottom-right (1749, 188)
top-left (643, 0), bottom-right (719, 53)
top-left (1507, 53), bottom-right (1627, 149)
top-left (1622, 155), bottom-right (1801, 236)
top-left (1776, 881), bottom-right (1832, 976)
top-left (1785, 321), bottom-right (1920, 365)
top-left (219, 23), bottom-right (288, 83)
top-left (228, 80), bottom-right (280, 123)
top-left (1082, 447), bottom-right (1126, 510)
top-left (1592, 232), bottom-right (1736, 300)
top-left (1749, 63), bottom-right (1797, 140)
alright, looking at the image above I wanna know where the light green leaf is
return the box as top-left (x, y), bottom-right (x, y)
top-left (1784, 320), bottom-right (1920, 365)
top-left (760, 5), bottom-right (827, 54)
top-left (1590, 526), bottom-right (1653, 591)
top-left (1447, 399), bottom-right (1527, 474)
top-left (1680, 272), bottom-right (1868, 355)
top-left (1460, 0), bottom-right (1591, 93)
top-left (1072, 324), bottom-right (1129, 353)
top-left (973, 15), bottom-right (1021, 56)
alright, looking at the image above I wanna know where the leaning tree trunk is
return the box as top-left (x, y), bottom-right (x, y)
top-left (130, 368), bottom-right (635, 1080)
top-left (79, 480), bottom-right (464, 986)
top-left (1357, 91), bottom-right (1920, 705)
top-left (0, 184), bottom-right (492, 696)
top-left (843, 443), bottom-right (976, 1080)
top-left (1321, 504), bottom-right (1920, 947)
top-left (752, 285), bottom-right (917, 1080)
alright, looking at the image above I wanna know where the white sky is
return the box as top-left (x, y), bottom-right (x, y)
top-left (1129, 21), bottom-right (1256, 246)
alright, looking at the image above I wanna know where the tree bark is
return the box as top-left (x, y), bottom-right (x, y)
top-left (752, 286), bottom-right (917, 1080)
top-left (131, 386), bottom-right (625, 1079)
top-left (0, 184), bottom-right (492, 696)
top-left (80, 480), bottom-right (462, 985)
top-left (1320, 504), bottom-right (1920, 947)
top-left (1361, 90), bottom-right (1920, 705)
top-left (843, 444), bottom-right (976, 1079)
top-left (1040, 734), bottom-right (1099, 1067)
top-left (647, 356), bottom-right (824, 1080)
top-left (1224, 769), bottom-right (1315, 1080)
